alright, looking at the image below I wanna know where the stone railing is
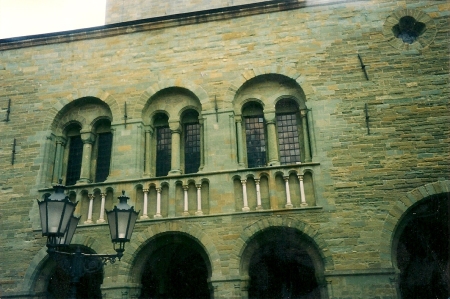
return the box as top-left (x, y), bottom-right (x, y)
top-left (38, 163), bottom-right (320, 225)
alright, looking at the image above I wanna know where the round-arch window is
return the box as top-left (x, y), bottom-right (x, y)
top-left (392, 16), bottom-right (426, 44)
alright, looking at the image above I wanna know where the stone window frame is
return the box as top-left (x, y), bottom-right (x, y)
top-left (382, 8), bottom-right (437, 50)
top-left (238, 96), bottom-right (311, 169)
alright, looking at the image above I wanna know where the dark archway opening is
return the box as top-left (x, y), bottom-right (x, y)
top-left (247, 227), bottom-right (322, 299)
top-left (46, 246), bottom-right (103, 299)
top-left (139, 233), bottom-right (211, 299)
top-left (396, 193), bottom-right (449, 299)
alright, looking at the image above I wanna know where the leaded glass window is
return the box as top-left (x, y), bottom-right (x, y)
top-left (245, 116), bottom-right (266, 168)
top-left (184, 123), bottom-right (200, 174)
top-left (66, 135), bottom-right (83, 185)
top-left (156, 126), bottom-right (171, 177)
top-left (95, 132), bottom-right (112, 182)
top-left (277, 113), bottom-right (301, 164)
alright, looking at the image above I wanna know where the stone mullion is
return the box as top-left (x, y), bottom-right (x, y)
top-left (235, 116), bottom-right (245, 167)
top-left (52, 137), bottom-right (66, 184)
top-left (78, 132), bottom-right (96, 183)
top-left (144, 127), bottom-right (153, 177)
top-left (169, 121), bottom-right (181, 175)
top-left (199, 118), bottom-right (205, 171)
top-left (301, 110), bottom-right (312, 162)
top-left (265, 112), bottom-right (279, 166)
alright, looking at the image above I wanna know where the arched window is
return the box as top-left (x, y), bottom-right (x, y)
top-left (276, 99), bottom-right (302, 165)
top-left (154, 113), bottom-right (171, 177)
top-left (243, 102), bottom-right (266, 168)
top-left (182, 110), bottom-right (201, 174)
top-left (65, 124), bottom-right (83, 186)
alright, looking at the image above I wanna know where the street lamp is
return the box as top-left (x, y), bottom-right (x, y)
top-left (37, 181), bottom-right (139, 298)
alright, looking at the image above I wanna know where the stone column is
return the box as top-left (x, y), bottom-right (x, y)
top-left (84, 194), bottom-right (95, 224)
top-left (298, 174), bottom-right (308, 207)
top-left (265, 112), bottom-right (279, 166)
top-left (169, 121), bottom-right (181, 175)
top-left (140, 189), bottom-right (149, 220)
top-left (154, 187), bottom-right (162, 218)
top-left (182, 185), bottom-right (189, 216)
top-left (255, 179), bottom-right (262, 210)
top-left (52, 136), bottom-right (66, 184)
top-left (195, 184), bottom-right (203, 216)
top-left (301, 110), bottom-right (312, 162)
top-left (235, 116), bottom-right (245, 167)
top-left (97, 193), bottom-right (106, 223)
top-left (78, 131), bottom-right (96, 184)
top-left (284, 176), bottom-right (293, 208)
top-left (241, 179), bottom-right (250, 212)
top-left (199, 118), bottom-right (205, 171)
top-left (144, 127), bottom-right (153, 177)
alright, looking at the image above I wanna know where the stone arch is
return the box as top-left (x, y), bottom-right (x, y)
top-left (22, 234), bottom-right (107, 296)
top-left (47, 88), bottom-right (119, 132)
top-left (231, 216), bottom-right (333, 278)
top-left (380, 180), bottom-right (450, 268)
top-left (136, 79), bottom-right (209, 119)
top-left (115, 221), bottom-right (221, 284)
top-left (226, 65), bottom-right (315, 109)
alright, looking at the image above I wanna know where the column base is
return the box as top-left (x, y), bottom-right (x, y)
top-left (76, 178), bottom-right (92, 184)
top-left (285, 203), bottom-right (294, 209)
top-left (154, 214), bottom-right (163, 219)
top-left (182, 211), bottom-right (190, 216)
top-left (195, 210), bottom-right (204, 216)
top-left (168, 169), bottom-right (182, 176)
top-left (300, 203), bottom-right (309, 207)
top-left (84, 219), bottom-right (93, 224)
top-left (96, 219), bottom-right (106, 224)
top-left (242, 207), bottom-right (250, 212)
top-left (140, 215), bottom-right (150, 220)
top-left (256, 205), bottom-right (263, 210)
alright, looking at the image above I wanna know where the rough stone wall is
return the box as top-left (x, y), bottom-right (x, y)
top-left (0, 0), bottom-right (449, 298)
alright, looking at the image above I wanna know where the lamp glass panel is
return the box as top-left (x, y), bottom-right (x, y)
top-left (116, 210), bottom-right (130, 240)
top-left (57, 216), bottom-right (80, 245)
top-left (38, 200), bottom-right (48, 234)
top-left (126, 210), bottom-right (139, 240)
top-left (106, 209), bottom-right (117, 240)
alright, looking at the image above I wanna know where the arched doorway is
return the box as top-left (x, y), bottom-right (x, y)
top-left (395, 193), bottom-right (449, 298)
top-left (242, 227), bottom-right (325, 299)
top-left (45, 246), bottom-right (103, 299)
top-left (139, 233), bottom-right (211, 299)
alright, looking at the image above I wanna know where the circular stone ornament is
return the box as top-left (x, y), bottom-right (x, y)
top-left (383, 8), bottom-right (437, 50)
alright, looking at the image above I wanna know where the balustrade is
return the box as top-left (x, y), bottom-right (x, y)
top-left (38, 163), bottom-right (319, 225)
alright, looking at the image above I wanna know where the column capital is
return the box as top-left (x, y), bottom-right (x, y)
top-left (196, 184), bottom-right (202, 189)
top-left (254, 178), bottom-right (260, 184)
top-left (56, 136), bottom-right (67, 145)
top-left (241, 179), bottom-right (247, 184)
top-left (168, 120), bottom-right (181, 132)
top-left (264, 111), bottom-right (276, 123)
top-left (183, 185), bottom-right (189, 191)
top-left (234, 115), bottom-right (242, 122)
top-left (143, 188), bottom-right (149, 193)
top-left (80, 131), bottom-right (96, 144)
top-left (297, 174), bottom-right (304, 180)
top-left (88, 194), bottom-right (95, 200)
top-left (283, 176), bottom-right (290, 181)
top-left (100, 193), bottom-right (106, 197)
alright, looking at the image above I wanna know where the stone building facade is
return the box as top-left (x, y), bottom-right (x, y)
top-left (0, 0), bottom-right (449, 298)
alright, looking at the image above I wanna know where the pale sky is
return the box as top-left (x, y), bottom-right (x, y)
top-left (0, 0), bottom-right (106, 39)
